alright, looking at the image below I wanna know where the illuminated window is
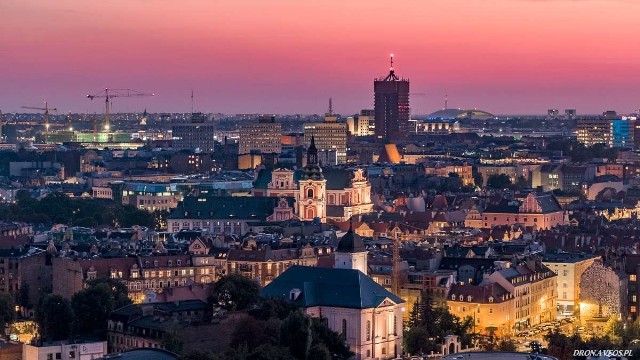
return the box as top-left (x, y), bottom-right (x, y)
top-left (632, 306), bottom-right (637, 313)
top-left (631, 275), bottom-right (637, 282)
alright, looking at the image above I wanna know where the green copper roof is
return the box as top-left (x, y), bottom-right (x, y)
top-left (168, 196), bottom-right (293, 220)
top-left (262, 265), bottom-right (403, 309)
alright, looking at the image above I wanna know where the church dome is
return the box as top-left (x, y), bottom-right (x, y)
top-left (337, 227), bottom-right (365, 253)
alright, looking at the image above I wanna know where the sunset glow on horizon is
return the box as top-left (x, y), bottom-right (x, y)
top-left (2, 0), bottom-right (640, 115)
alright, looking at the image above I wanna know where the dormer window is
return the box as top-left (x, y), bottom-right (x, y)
top-left (290, 288), bottom-right (302, 301)
top-left (467, 295), bottom-right (472, 302)
top-left (489, 296), bottom-right (494, 303)
top-left (168, 260), bottom-right (173, 267)
top-left (451, 294), bottom-right (456, 300)
top-left (459, 295), bottom-right (463, 301)
top-left (177, 260), bottom-right (181, 266)
top-left (154, 260), bottom-right (159, 267)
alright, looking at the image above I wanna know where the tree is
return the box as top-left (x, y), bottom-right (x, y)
top-left (310, 318), bottom-right (353, 360)
top-left (279, 311), bottom-right (312, 360)
top-left (231, 317), bottom-right (269, 350)
top-left (497, 338), bottom-right (517, 352)
top-left (404, 292), bottom-right (474, 354)
top-left (473, 172), bottom-right (483, 188)
top-left (211, 275), bottom-right (261, 311)
top-left (247, 344), bottom-right (295, 360)
top-left (0, 293), bottom-right (15, 330)
top-left (17, 281), bottom-right (30, 309)
top-left (512, 176), bottom-right (529, 190)
top-left (487, 174), bottom-right (512, 189)
top-left (36, 294), bottom-right (74, 341)
top-left (307, 344), bottom-right (331, 360)
top-left (404, 326), bottom-right (430, 355)
top-left (72, 284), bottom-right (113, 337)
top-left (87, 278), bottom-right (132, 309)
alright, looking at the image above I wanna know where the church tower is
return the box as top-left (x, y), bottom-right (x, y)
top-left (334, 223), bottom-right (368, 274)
top-left (297, 136), bottom-right (327, 222)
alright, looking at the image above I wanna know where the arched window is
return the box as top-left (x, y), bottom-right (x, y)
top-left (307, 188), bottom-right (314, 198)
top-left (341, 319), bottom-right (347, 340)
top-left (366, 320), bottom-right (371, 341)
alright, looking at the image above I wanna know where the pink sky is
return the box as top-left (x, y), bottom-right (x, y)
top-left (2, 0), bottom-right (640, 115)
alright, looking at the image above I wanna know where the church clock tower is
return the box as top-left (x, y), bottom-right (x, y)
top-left (334, 223), bottom-right (368, 274)
top-left (297, 136), bottom-right (327, 222)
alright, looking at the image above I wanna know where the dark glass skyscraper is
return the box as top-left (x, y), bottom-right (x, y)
top-left (374, 57), bottom-right (410, 140)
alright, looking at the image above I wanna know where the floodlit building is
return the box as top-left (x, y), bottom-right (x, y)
top-left (238, 115), bottom-right (282, 155)
top-left (374, 56), bottom-right (410, 140)
top-left (263, 266), bottom-right (404, 360)
top-left (542, 253), bottom-right (600, 317)
top-left (304, 114), bottom-right (347, 165)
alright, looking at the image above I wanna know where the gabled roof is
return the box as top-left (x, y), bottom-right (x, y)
top-left (262, 265), bottom-right (403, 309)
top-left (168, 196), bottom-right (292, 220)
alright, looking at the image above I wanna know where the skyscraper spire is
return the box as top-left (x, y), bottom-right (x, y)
top-left (328, 98), bottom-right (333, 116)
top-left (384, 53), bottom-right (400, 81)
top-left (445, 94), bottom-right (448, 110)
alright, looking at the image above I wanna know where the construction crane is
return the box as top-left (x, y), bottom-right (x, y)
top-left (87, 88), bottom-right (154, 131)
top-left (21, 102), bottom-right (58, 137)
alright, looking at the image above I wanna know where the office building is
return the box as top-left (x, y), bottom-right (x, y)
top-left (374, 56), bottom-right (410, 140)
top-left (238, 115), bottom-right (282, 155)
top-left (172, 113), bottom-right (216, 152)
top-left (612, 118), bottom-right (635, 148)
top-left (576, 119), bottom-right (611, 147)
top-left (304, 113), bottom-right (347, 165)
top-left (347, 110), bottom-right (375, 137)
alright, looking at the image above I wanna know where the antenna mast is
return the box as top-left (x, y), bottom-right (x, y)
top-left (191, 90), bottom-right (195, 114)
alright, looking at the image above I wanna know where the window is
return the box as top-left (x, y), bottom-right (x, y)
top-left (632, 306), bottom-right (637, 313)
top-left (632, 275), bottom-right (637, 282)
top-left (563, 292), bottom-right (567, 299)
top-left (307, 189), bottom-right (314, 198)
top-left (489, 308), bottom-right (493, 314)
top-left (341, 319), bottom-right (347, 340)
top-left (56, 353), bottom-right (62, 360)
top-left (47, 355), bottom-right (53, 360)
top-left (366, 320), bottom-right (371, 341)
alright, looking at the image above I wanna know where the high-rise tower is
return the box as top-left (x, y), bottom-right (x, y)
top-left (374, 54), bottom-right (410, 140)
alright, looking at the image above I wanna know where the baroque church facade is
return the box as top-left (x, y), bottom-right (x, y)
top-left (253, 136), bottom-right (374, 222)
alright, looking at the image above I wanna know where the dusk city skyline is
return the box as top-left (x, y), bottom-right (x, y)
top-left (4, 1), bottom-right (640, 359)
top-left (3, 0), bottom-right (640, 115)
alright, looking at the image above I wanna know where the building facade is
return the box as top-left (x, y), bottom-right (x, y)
top-left (542, 253), bottom-right (600, 317)
top-left (304, 116), bottom-right (347, 165)
top-left (238, 115), bottom-right (282, 155)
top-left (172, 113), bottom-right (216, 153)
top-left (374, 60), bottom-right (410, 141)
top-left (263, 266), bottom-right (404, 360)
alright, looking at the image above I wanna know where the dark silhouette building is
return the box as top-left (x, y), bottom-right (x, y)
top-left (374, 56), bottom-right (410, 140)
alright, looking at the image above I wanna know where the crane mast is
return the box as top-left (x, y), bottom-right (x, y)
top-left (21, 102), bottom-right (58, 141)
top-left (87, 88), bottom-right (154, 131)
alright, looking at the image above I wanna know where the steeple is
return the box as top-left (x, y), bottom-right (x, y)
top-left (307, 136), bottom-right (318, 165)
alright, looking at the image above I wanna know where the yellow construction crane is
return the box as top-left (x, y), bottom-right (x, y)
top-left (87, 88), bottom-right (154, 131)
top-left (21, 101), bottom-right (58, 137)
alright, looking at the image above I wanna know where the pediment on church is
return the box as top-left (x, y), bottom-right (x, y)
top-left (377, 297), bottom-right (397, 308)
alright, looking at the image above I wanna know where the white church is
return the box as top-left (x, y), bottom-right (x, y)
top-left (262, 226), bottom-right (405, 359)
